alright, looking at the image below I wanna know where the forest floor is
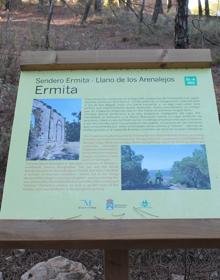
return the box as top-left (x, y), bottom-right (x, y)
top-left (0, 3), bottom-right (220, 279)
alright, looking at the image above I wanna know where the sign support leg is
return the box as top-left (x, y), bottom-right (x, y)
top-left (104, 249), bottom-right (129, 280)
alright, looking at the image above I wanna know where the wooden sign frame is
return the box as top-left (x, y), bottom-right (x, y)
top-left (0, 49), bottom-right (218, 280)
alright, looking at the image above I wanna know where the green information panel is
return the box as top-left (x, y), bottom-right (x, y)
top-left (1, 68), bottom-right (220, 219)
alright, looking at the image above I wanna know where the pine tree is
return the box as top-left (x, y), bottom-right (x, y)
top-left (175, 0), bottom-right (189, 49)
top-left (205, 0), bottom-right (210, 16)
top-left (198, 0), bottom-right (203, 16)
top-left (152, 0), bottom-right (163, 24)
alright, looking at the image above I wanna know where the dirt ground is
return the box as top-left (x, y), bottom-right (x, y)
top-left (0, 3), bottom-right (220, 279)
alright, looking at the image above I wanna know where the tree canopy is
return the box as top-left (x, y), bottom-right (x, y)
top-left (171, 145), bottom-right (210, 189)
top-left (65, 112), bottom-right (81, 142)
top-left (121, 145), bottom-right (149, 189)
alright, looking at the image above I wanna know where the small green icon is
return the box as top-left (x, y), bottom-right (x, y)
top-left (184, 76), bottom-right (198, 86)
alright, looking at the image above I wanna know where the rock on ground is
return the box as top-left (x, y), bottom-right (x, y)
top-left (171, 274), bottom-right (185, 280)
top-left (14, 249), bottom-right (26, 257)
top-left (20, 256), bottom-right (91, 280)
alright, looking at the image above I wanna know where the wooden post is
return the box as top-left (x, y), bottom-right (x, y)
top-left (104, 249), bottom-right (129, 280)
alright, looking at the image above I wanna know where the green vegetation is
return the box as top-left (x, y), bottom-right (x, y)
top-left (171, 145), bottom-right (210, 189)
top-left (121, 145), bottom-right (149, 189)
top-left (121, 145), bottom-right (210, 190)
top-left (65, 112), bottom-right (81, 142)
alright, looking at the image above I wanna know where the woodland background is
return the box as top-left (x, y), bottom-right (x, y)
top-left (0, 0), bottom-right (220, 279)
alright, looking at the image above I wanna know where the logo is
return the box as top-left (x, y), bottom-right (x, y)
top-left (78, 200), bottom-right (96, 209)
top-left (106, 199), bottom-right (114, 210)
top-left (81, 200), bottom-right (92, 207)
top-left (184, 76), bottom-right (198, 86)
top-left (140, 200), bottom-right (151, 208)
top-left (105, 199), bottom-right (127, 210)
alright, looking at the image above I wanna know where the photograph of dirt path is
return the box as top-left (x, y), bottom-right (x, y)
top-left (121, 144), bottom-right (211, 190)
top-left (0, 0), bottom-right (220, 279)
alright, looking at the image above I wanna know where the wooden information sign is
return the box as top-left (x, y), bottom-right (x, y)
top-left (0, 49), bottom-right (220, 279)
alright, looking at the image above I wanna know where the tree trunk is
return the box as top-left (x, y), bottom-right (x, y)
top-left (167, 0), bottom-right (172, 12)
top-left (7, 0), bottom-right (21, 9)
top-left (151, 0), bottom-right (163, 24)
top-left (118, 0), bottom-right (123, 6)
top-left (198, 0), bottom-right (203, 16)
top-left (126, 0), bottom-right (131, 9)
top-left (81, 0), bottom-right (93, 23)
top-left (94, 0), bottom-right (102, 12)
top-left (139, 0), bottom-right (145, 22)
top-left (205, 0), bottom-right (210, 16)
top-left (45, 0), bottom-right (55, 49)
top-left (4, 0), bottom-right (11, 10)
top-left (175, 0), bottom-right (189, 49)
top-left (38, 0), bottom-right (45, 11)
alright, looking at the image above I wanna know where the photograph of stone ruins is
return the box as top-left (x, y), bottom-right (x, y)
top-left (26, 99), bottom-right (81, 160)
